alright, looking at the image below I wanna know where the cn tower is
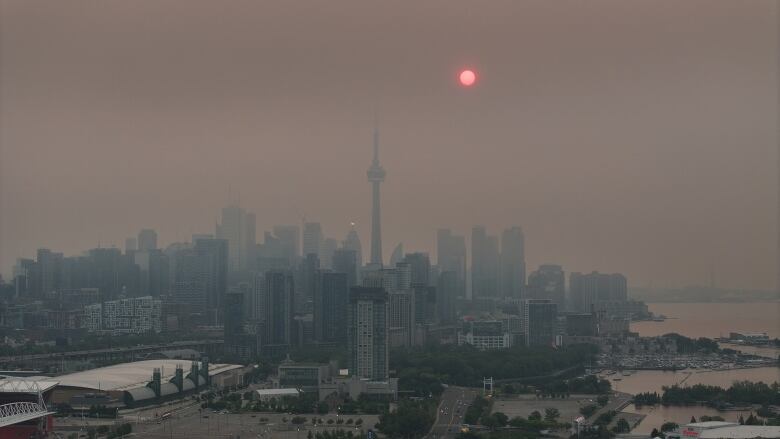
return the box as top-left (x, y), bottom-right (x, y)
top-left (367, 127), bottom-right (386, 266)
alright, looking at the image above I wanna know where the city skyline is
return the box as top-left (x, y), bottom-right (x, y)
top-left (1, 1), bottom-right (777, 292)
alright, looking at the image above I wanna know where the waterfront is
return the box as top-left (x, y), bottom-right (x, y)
top-left (608, 367), bottom-right (780, 434)
top-left (623, 303), bottom-right (779, 434)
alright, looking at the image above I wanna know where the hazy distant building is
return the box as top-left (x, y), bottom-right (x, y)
top-left (332, 248), bottom-right (359, 289)
top-left (193, 237), bottom-right (228, 322)
top-left (436, 271), bottom-right (457, 323)
top-left (320, 238), bottom-right (339, 269)
top-left (216, 205), bottom-right (256, 272)
top-left (389, 243), bottom-right (404, 267)
top-left (569, 271), bottom-right (628, 313)
top-left (263, 270), bottom-right (295, 349)
top-left (125, 238), bottom-right (137, 253)
top-left (36, 248), bottom-right (63, 297)
top-left (523, 299), bottom-right (557, 347)
top-left (527, 264), bottom-right (566, 311)
top-left (471, 226), bottom-right (499, 299)
top-left (499, 226), bottom-right (525, 298)
top-left (273, 225), bottom-right (301, 264)
top-left (367, 128), bottom-right (386, 267)
top-left (224, 290), bottom-right (252, 359)
top-left (299, 253), bottom-right (320, 313)
top-left (138, 229), bottom-right (158, 251)
top-left (83, 296), bottom-right (162, 334)
top-left (342, 224), bottom-right (363, 271)
top-left (348, 287), bottom-right (388, 380)
top-left (303, 222), bottom-right (323, 258)
top-left (437, 229), bottom-right (466, 299)
top-left (403, 252), bottom-right (431, 287)
top-left (313, 271), bottom-right (348, 344)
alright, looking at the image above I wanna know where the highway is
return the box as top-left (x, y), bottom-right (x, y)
top-left (427, 386), bottom-right (478, 439)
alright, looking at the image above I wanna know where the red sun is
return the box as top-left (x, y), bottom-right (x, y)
top-left (459, 69), bottom-right (476, 86)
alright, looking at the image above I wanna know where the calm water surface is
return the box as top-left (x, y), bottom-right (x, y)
top-left (630, 302), bottom-right (780, 339)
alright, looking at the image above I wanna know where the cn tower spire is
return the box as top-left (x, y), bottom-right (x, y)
top-left (367, 125), bottom-right (386, 266)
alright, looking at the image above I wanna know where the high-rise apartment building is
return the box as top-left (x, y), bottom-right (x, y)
top-left (347, 287), bottom-right (388, 381)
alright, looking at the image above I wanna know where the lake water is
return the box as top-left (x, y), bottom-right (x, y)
top-left (621, 302), bottom-right (780, 433)
top-left (630, 302), bottom-right (780, 339)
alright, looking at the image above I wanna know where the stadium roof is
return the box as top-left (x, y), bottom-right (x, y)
top-left (54, 360), bottom-right (242, 391)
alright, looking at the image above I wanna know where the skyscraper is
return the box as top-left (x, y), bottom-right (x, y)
top-left (436, 229), bottom-right (466, 299)
top-left (471, 226), bottom-right (499, 299)
top-left (367, 127), bottom-right (386, 266)
top-left (302, 222), bottom-right (323, 258)
top-left (342, 223), bottom-right (363, 270)
top-left (333, 248), bottom-right (358, 289)
top-left (320, 238), bottom-right (338, 269)
top-left (348, 287), bottom-right (388, 380)
top-left (263, 270), bottom-right (295, 348)
top-left (193, 237), bottom-right (228, 322)
top-left (500, 226), bottom-right (526, 298)
top-left (216, 205), bottom-right (256, 272)
top-left (138, 229), bottom-right (158, 251)
top-left (313, 270), bottom-right (348, 343)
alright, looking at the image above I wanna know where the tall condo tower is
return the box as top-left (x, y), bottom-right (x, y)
top-left (367, 127), bottom-right (386, 266)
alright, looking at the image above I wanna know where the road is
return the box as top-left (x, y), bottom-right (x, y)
top-left (427, 386), bottom-right (479, 439)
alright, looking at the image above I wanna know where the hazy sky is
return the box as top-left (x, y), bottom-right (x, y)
top-left (1, 1), bottom-right (777, 290)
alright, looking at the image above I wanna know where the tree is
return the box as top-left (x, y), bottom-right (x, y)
top-left (318, 402), bottom-right (329, 414)
top-left (651, 427), bottom-right (663, 438)
top-left (597, 395), bottom-right (609, 407)
top-left (660, 422), bottom-right (678, 432)
top-left (308, 431), bottom-right (313, 439)
top-left (690, 416), bottom-right (697, 423)
top-left (545, 407), bottom-right (560, 422)
top-left (613, 418), bottom-right (631, 433)
top-left (480, 414), bottom-right (499, 431)
top-left (529, 410), bottom-right (542, 421)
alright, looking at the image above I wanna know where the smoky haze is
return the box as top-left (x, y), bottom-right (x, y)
top-left (0, 0), bottom-right (777, 291)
